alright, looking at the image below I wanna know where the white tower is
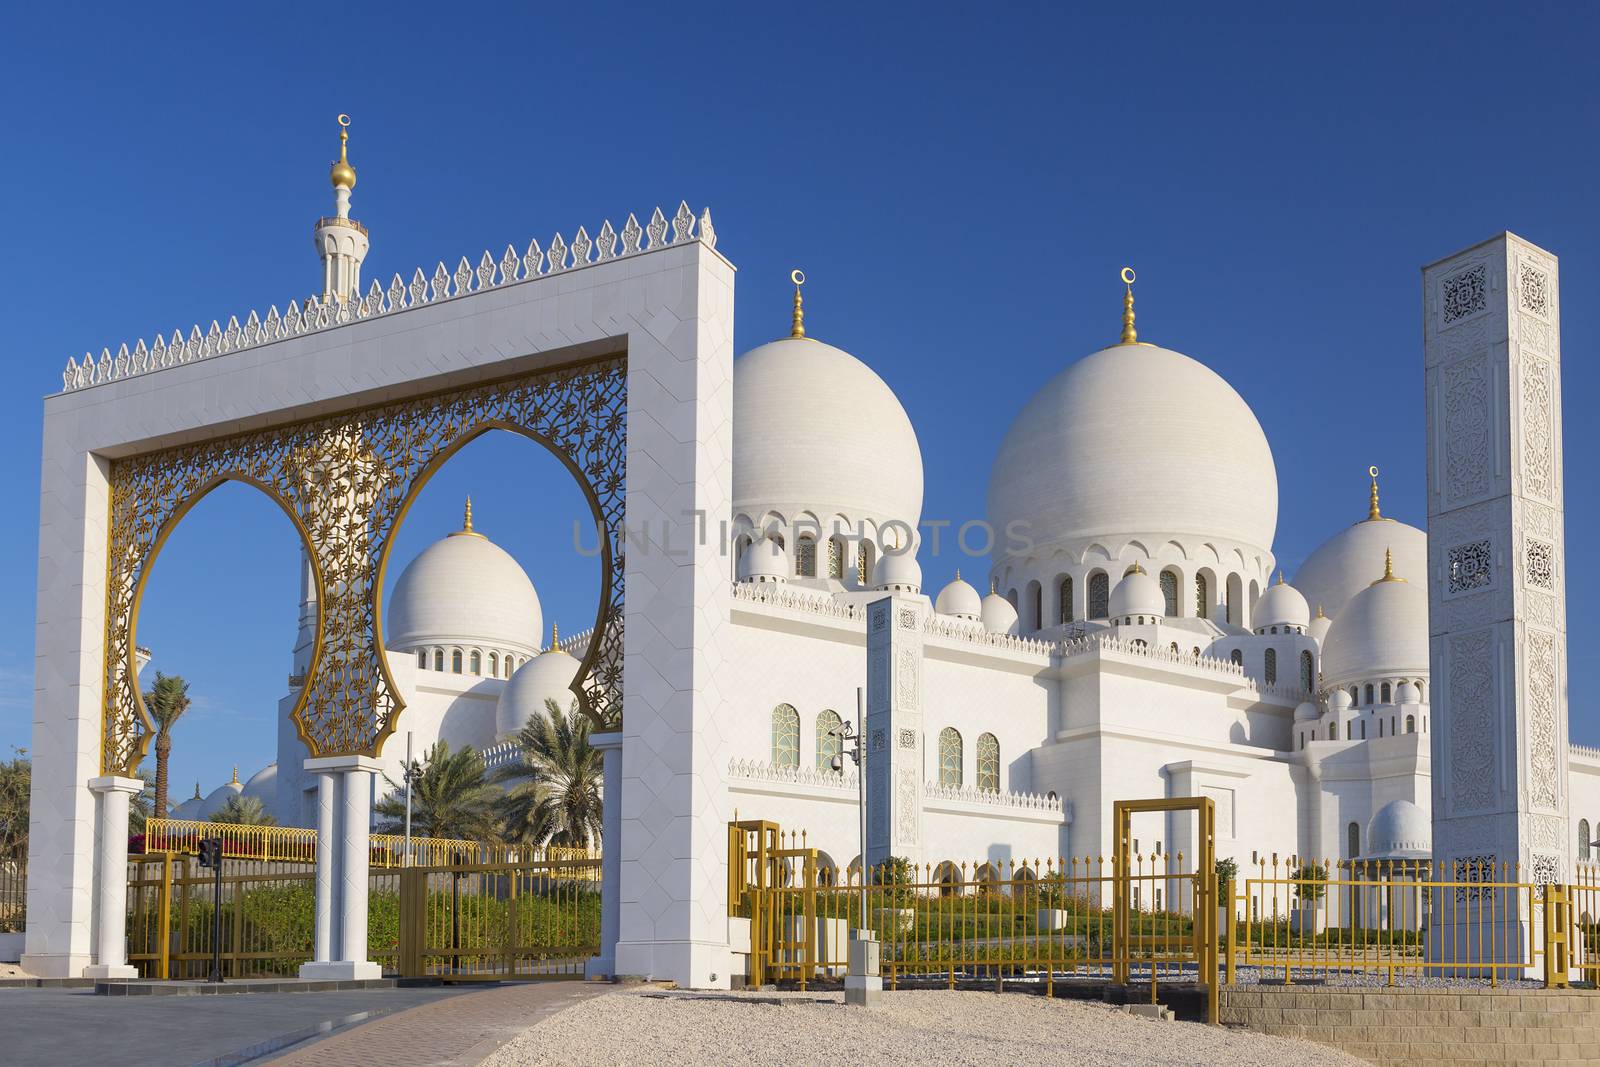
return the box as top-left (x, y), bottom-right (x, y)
top-left (313, 114), bottom-right (369, 304)
top-left (1424, 234), bottom-right (1567, 909)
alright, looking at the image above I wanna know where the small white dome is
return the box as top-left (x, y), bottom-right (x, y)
top-left (934, 575), bottom-right (982, 620)
top-left (1329, 688), bottom-right (1352, 713)
top-left (1109, 567), bottom-right (1165, 619)
top-left (387, 507), bottom-right (541, 658)
top-left (1320, 564), bottom-right (1429, 688)
top-left (1254, 577), bottom-right (1309, 631)
top-left (980, 590), bottom-right (1019, 634)
top-left (1396, 681), bottom-right (1419, 705)
top-left (1365, 799), bottom-right (1431, 859)
top-left (738, 536), bottom-right (790, 583)
top-left (241, 763), bottom-right (277, 804)
top-left (734, 336), bottom-right (924, 529)
top-left (198, 773), bottom-right (244, 820)
top-left (169, 785), bottom-right (205, 821)
top-left (1308, 609), bottom-right (1333, 647)
top-left (874, 548), bottom-right (922, 592)
top-left (496, 648), bottom-right (581, 739)
top-left (1294, 700), bottom-right (1319, 722)
top-left (988, 343), bottom-right (1277, 560)
top-left (1295, 513), bottom-right (1427, 621)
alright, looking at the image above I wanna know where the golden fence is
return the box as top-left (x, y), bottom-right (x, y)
top-left (142, 818), bottom-right (597, 871)
top-left (1229, 856), bottom-right (1576, 987)
top-left (731, 824), bottom-right (1217, 1017)
top-left (125, 852), bottom-right (600, 980)
top-left (0, 855), bottom-right (24, 933)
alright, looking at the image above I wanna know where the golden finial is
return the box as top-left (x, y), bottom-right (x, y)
top-left (1367, 465), bottom-right (1383, 521)
top-left (550, 621), bottom-right (562, 652)
top-left (330, 114), bottom-right (356, 191)
top-left (1276, 570), bottom-right (1286, 585)
top-left (231, 765), bottom-right (239, 785)
top-left (193, 781), bottom-right (201, 800)
top-left (955, 568), bottom-right (962, 582)
top-left (1119, 267), bottom-right (1138, 344)
top-left (1130, 561), bottom-right (1146, 575)
top-left (1316, 603), bottom-right (1326, 619)
top-left (990, 577), bottom-right (998, 595)
top-left (1372, 546), bottom-right (1406, 585)
top-left (452, 496), bottom-right (484, 538)
top-left (789, 269), bottom-right (806, 339)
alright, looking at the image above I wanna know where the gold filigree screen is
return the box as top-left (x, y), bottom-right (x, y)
top-left (102, 356), bottom-right (626, 775)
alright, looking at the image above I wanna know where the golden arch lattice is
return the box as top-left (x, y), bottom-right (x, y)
top-left (104, 355), bottom-right (626, 775)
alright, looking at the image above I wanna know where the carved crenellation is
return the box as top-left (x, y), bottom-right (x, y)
top-left (61, 203), bottom-right (718, 393)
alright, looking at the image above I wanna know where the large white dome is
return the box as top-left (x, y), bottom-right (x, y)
top-left (1365, 799), bottom-right (1431, 859)
top-left (386, 509), bottom-right (541, 657)
top-left (987, 343), bottom-right (1277, 557)
top-left (1319, 568), bottom-right (1429, 688)
top-left (1295, 514), bottom-right (1427, 621)
top-left (734, 337), bottom-right (924, 529)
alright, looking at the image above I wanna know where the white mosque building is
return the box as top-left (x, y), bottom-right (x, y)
top-left (181, 126), bottom-right (1600, 888)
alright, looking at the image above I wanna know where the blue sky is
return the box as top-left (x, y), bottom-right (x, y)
top-left (2, 4), bottom-right (1597, 793)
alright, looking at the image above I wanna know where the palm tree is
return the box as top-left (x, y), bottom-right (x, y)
top-left (375, 740), bottom-right (498, 842)
top-left (143, 673), bottom-right (191, 818)
top-left (212, 795), bottom-right (275, 826)
top-left (495, 698), bottom-right (603, 850)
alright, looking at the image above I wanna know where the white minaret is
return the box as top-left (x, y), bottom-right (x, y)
top-left (1424, 234), bottom-right (1567, 946)
top-left (313, 114), bottom-right (369, 304)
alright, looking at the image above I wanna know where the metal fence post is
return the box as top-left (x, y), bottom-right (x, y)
top-left (157, 853), bottom-right (173, 980)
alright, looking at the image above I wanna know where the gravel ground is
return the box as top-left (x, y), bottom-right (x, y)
top-left (482, 987), bottom-right (1368, 1067)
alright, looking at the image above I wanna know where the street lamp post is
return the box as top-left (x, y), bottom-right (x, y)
top-left (834, 686), bottom-right (881, 1006)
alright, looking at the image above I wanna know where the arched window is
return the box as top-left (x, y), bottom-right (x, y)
top-left (1264, 648), bottom-right (1277, 685)
top-left (796, 535), bottom-right (817, 578)
top-left (1160, 571), bottom-right (1178, 616)
top-left (1028, 582), bottom-right (1043, 630)
top-left (1381, 682), bottom-right (1392, 703)
top-left (1299, 650), bottom-right (1315, 692)
top-left (1406, 714), bottom-right (1416, 733)
top-left (934, 861), bottom-right (961, 897)
top-left (1088, 572), bottom-right (1110, 619)
top-left (504, 656), bottom-right (515, 678)
top-left (827, 537), bottom-right (845, 579)
top-left (1415, 680), bottom-right (1425, 701)
top-left (417, 650), bottom-right (427, 669)
top-left (771, 704), bottom-right (800, 768)
top-left (1058, 576), bottom-right (1074, 624)
top-left (857, 541), bottom-right (874, 585)
top-left (1364, 684), bottom-right (1375, 705)
top-left (1195, 573), bottom-right (1209, 618)
top-left (976, 733), bottom-right (1000, 792)
top-left (816, 709), bottom-right (843, 774)
top-left (489, 652), bottom-right (498, 677)
top-left (451, 649), bottom-right (463, 673)
top-left (434, 649), bottom-right (444, 671)
top-left (1229, 649), bottom-right (1243, 667)
top-left (1006, 588), bottom-right (1018, 609)
top-left (469, 650), bottom-right (481, 675)
top-left (1581, 820), bottom-right (1592, 863)
top-left (1348, 822), bottom-right (1360, 859)
top-left (938, 727), bottom-right (963, 788)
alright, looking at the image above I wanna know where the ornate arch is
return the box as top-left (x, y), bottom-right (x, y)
top-left (102, 355), bottom-right (626, 774)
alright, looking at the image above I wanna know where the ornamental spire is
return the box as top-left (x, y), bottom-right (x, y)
top-left (1367, 465), bottom-right (1383, 521)
top-left (1119, 267), bottom-right (1138, 344)
top-left (330, 114), bottom-right (356, 192)
top-left (463, 495), bottom-right (473, 532)
top-left (1372, 547), bottom-right (1407, 585)
top-left (789, 269), bottom-right (806, 338)
top-left (315, 114), bottom-right (369, 304)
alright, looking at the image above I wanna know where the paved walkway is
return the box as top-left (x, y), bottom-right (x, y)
top-left (265, 981), bottom-right (607, 1065)
top-left (0, 981), bottom-right (603, 1066)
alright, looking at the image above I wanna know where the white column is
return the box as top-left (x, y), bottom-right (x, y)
top-left (865, 593), bottom-right (926, 871)
top-left (308, 770), bottom-right (339, 966)
top-left (585, 730), bottom-right (623, 980)
top-left (299, 755), bottom-right (381, 980)
top-left (83, 775), bottom-right (142, 979)
top-left (1425, 235), bottom-right (1567, 970)
top-left (612, 245), bottom-right (737, 989)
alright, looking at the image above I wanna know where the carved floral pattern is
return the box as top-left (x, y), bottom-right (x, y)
top-left (1442, 264), bottom-right (1487, 324)
top-left (1526, 629), bottom-right (1559, 810)
top-left (1448, 630), bottom-right (1495, 812)
top-left (1447, 539), bottom-right (1492, 595)
top-left (1443, 356), bottom-right (1491, 502)
top-left (1519, 263), bottom-right (1549, 317)
top-left (1525, 538), bottom-right (1555, 591)
top-left (1521, 355), bottom-right (1554, 502)
top-left (102, 357), bottom-right (627, 774)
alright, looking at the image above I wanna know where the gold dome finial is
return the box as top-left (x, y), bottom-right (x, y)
top-left (990, 577), bottom-right (998, 595)
top-left (193, 781), bottom-right (201, 800)
top-left (331, 114), bottom-right (356, 191)
top-left (789, 269), bottom-right (806, 339)
top-left (231, 765), bottom-right (239, 785)
top-left (1372, 546), bottom-right (1407, 585)
top-left (1367, 465), bottom-right (1383, 521)
top-left (955, 568), bottom-right (961, 582)
top-left (551, 621), bottom-right (560, 649)
top-left (1130, 560), bottom-right (1146, 575)
top-left (452, 495), bottom-right (485, 538)
top-left (1315, 603), bottom-right (1326, 618)
top-left (1119, 267), bottom-right (1138, 344)
top-left (1276, 570), bottom-right (1286, 585)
